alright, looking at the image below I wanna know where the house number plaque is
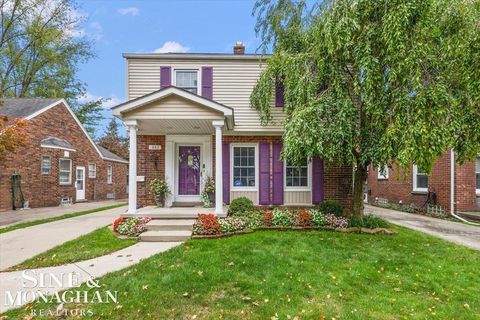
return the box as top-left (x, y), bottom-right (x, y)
top-left (148, 145), bottom-right (161, 150)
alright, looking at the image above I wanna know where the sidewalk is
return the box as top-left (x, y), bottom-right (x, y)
top-left (0, 199), bottom-right (126, 228)
top-left (366, 204), bottom-right (480, 250)
top-left (0, 205), bottom-right (127, 270)
top-left (0, 241), bottom-right (182, 313)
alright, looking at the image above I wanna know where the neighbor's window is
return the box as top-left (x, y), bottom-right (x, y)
top-left (232, 146), bottom-right (256, 188)
top-left (107, 165), bottom-right (113, 184)
top-left (88, 163), bottom-right (96, 178)
top-left (476, 157), bottom-right (480, 194)
top-left (41, 156), bottom-right (51, 175)
top-left (59, 159), bottom-right (72, 185)
top-left (175, 70), bottom-right (198, 94)
top-left (413, 165), bottom-right (428, 192)
top-left (285, 160), bottom-right (309, 188)
top-left (377, 165), bottom-right (389, 180)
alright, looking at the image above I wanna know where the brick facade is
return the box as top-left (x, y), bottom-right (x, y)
top-left (367, 151), bottom-right (479, 213)
top-left (135, 134), bottom-right (353, 212)
top-left (0, 103), bottom-right (128, 211)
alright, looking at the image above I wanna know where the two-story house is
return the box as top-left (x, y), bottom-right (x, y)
top-left (112, 42), bottom-right (353, 215)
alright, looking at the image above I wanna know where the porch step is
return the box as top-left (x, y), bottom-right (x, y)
top-left (172, 202), bottom-right (203, 208)
top-left (146, 219), bottom-right (195, 231)
top-left (140, 230), bottom-right (192, 242)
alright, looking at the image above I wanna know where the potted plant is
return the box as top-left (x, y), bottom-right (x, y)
top-left (202, 176), bottom-right (215, 207)
top-left (149, 177), bottom-right (170, 207)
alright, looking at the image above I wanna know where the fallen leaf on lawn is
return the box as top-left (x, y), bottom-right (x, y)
top-left (228, 261), bottom-right (235, 266)
top-left (142, 285), bottom-right (148, 290)
top-left (242, 296), bottom-right (251, 301)
top-left (252, 301), bottom-right (260, 306)
top-left (192, 315), bottom-right (197, 319)
top-left (115, 305), bottom-right (123, 309)
top-left (183, 292), bottom-right (190, 297)
top-left (264, 299), bottom-right (269, 303)
top-left (197, 271), bottom-right (203, 276)
top-left (464, 303), bottom-right (470, 309)
top-left (330, 275), bottom-right (336, 280)
top-left (393, 288), bottom-right (401, 292)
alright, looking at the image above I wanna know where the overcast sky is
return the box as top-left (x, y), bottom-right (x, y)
top-left (75, 0), bottom-right (261, 136)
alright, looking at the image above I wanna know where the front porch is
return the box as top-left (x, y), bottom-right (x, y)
top-left (121, 205), bottom-right (228, 219)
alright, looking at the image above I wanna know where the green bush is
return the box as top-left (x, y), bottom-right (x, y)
top-left (349, 215), bottom-right (389, 229)
top-left (317, 200), bottom-right (344, 217)
top-left (272, 208), bottom-right (295, 227)
top-left (242, 211), bottom-right (264, 229)
top-left (228, 197), bottom-right (254, 216)
top-left (309, 209), bottom-right (326, 226)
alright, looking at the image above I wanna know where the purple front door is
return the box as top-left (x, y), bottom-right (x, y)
top-left (178, 146), bottom-right (201, 195)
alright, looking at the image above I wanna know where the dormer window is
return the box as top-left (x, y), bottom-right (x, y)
top-left (175, 70), bottom-right (198, 94)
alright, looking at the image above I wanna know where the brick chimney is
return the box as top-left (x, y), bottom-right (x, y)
top-left (233, 41), bottom-right (245, 55)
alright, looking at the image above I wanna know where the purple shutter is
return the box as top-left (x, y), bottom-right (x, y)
top-left (259, 142), bottom-right (271, 205)
top-left (222, 142), bottom-right (230, 204)
top-left (272, 142), bottom-right (284, 205)
top-left (275, 81), bottom-right (284, 107)
top-left (201, 67), bottom-right (213, 99)
top-left (312, 157), bottom-right (324, 204)
top-left (160, 66), bottom-right (171, 88)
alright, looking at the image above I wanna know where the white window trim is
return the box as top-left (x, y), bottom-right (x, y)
top-left (230, 143), bottom-right (259, 191)
top-left (88, 163), bottom-right (97, 178)
top-left (284, 161), bottom-right (311, 191)
top-left (107, 164), bottom-right (113, 184)
top-left (377, 165), bottom-right (389, 180)
top-left (412, 165), bottom-right (428, 193)
top-left (41, 156), bottom-right (51, 175)
top-left (476, 157), bottom-right (480, 195)
top-left (59, 158), bottom-right (72, 185)
top-left (172, 68), bottom-right (201, 95)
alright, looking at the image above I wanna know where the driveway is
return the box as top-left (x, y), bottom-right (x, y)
top-left (366, 204), bottom-right (480, 250)
top-left (0, 205), bottom-right (126, 270)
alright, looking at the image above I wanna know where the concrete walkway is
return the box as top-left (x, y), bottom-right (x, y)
top-left (0, 205), bottom-right (127, 270)
top-left (366, 204), bottom-right (480, 250)
top-left (0, 241), bottom-right (182, 313)
top-left (0, 199), bottom-right (126, 228)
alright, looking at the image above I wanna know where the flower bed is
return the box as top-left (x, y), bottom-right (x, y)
top-left (192, 208), bottom-right (395, 239)
top-left (113, 217), bottom-right (152, 237)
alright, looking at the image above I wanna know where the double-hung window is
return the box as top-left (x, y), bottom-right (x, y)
top-left (175, 70), bottom-right (198, 94)
top-left (413, 165), bottom-right (428, 192)
top-left (377, 165), bottom-right (389, 180)
top-left (88, 163), bottom-right (96, 178)
top-left (107, 165), bottom-right (113, 184)
top-left (232, 145), bottom-right (256, 188)
top-left (285, 160), bottom-right (309, 189)
top-left (59, 159), bottom-right (72, 185)
top-left (476, 157), bottom-right (480, 195)
top-left (41, 156), bottom-right (51, 175)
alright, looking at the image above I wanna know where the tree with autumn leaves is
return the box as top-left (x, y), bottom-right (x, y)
top-left (0, 114), bottom-right (28, 162)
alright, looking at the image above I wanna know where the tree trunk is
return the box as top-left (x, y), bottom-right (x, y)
top-left (352, 164), bottom-right (368, 217)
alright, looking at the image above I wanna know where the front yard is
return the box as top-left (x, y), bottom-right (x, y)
top-left (3, 227), bottom-right (479, 319)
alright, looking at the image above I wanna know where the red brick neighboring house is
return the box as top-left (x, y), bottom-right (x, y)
top-left (367, 151), bottom-right (480, 214)
top-left (0, 98), bottom-right (128, 211)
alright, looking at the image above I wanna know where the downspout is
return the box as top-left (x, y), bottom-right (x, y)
top-left (450, 149), bottom-right (480, 225)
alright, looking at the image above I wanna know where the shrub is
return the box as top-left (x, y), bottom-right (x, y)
top-left (113, 217), bottom-right (124, 232)
top-left (219, 217), bottom-right (246, 233)
top-left (325, 214), bottom-right (349, 229)
top-left (309, 209), bottom-right (326, 226)
top-left (243, 211), bottom-right (264, 229)
top-left (195, 213), bottom-right (222, 235)
top-left (349, 215), bottom-right (389, 229)
top-left (228, 197), bottom-right (254, 216)
top-left (296, 210), bottom-right (312, 227)
top-left (262, 211), bottom-right (273, 226)
top-left (272, 208), bottom-right (295, 227)
top-left (317, 200), bottom-right (344, 217)
top-left (116, 217), bottom-right (151, 237)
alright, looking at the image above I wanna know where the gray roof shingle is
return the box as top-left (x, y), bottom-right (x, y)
top-left (40, 137), bottom-right (75, 150)
top-left (96, 145), bottom-right (128, 163)
top-left (0, 98), bottom-right (61, 118)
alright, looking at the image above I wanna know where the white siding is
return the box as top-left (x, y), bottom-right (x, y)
top-left (284, 191), bottom-right (312, 205)
top-left (231, 191), bottom-right (258, 205)
top-left (127, 58), bottom-right (285, 132)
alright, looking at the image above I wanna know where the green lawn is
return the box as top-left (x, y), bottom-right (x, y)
top-left (6, 227), bottom-right (137, 271)
top-left (0, 203), bottom-right (126, 234)
top-left (3, 228), bottom-right (479, 319)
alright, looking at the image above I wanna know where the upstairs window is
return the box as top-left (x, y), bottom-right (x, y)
top-left (285, 160), bottom-right (309, 188)
top-left (476, 157), bottom-right (480, 194)
top-left (377, 165), bottom-right (389, 180)
top-left (41, 156), bottom-right (51, 175)
top-left (175, 70), bottom-right (198, 94)
top-left (413, 165), bottom-right (428, 192)
top-left (59, 159), bottom-right (72, 185)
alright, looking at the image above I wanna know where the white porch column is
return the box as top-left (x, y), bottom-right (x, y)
top-left (126, 120), bottom-right (138, 214)
top-left (213, 120), bottom-right (224, 215)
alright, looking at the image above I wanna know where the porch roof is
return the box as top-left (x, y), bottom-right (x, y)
top-left (112, 87), bottom-right (234, 133)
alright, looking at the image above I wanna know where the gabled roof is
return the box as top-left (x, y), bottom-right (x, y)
top-left (123, 52), bottom-right (271, 60)
top-left (1, 98), bottom-right (61, 119)
top-left (96, 145), bottom-right (128, 163)
top-left (112, 86), bottom-right (234, 129)
top-left (40, 136), bottom-right (76, 151)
